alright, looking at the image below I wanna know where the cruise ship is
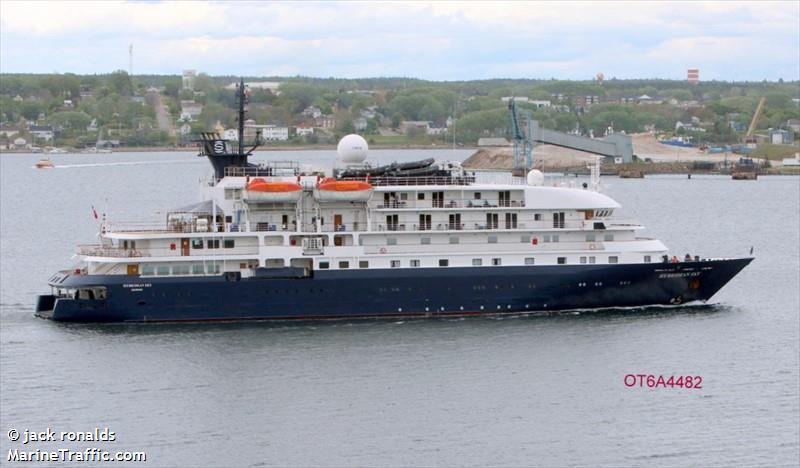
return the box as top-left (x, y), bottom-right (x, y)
top-left (35, 84), bottom-right (752, 322)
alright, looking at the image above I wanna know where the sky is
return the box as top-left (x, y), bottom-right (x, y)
top-left (1, 0), bottom-right (798, 81)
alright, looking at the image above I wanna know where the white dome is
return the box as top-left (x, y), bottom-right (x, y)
top-left (527, 169), bottom-right (544, 186)
top-left (337, 134), bottom-right (368, 164)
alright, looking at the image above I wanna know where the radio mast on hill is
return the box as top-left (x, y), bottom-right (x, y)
top-left (128, 44), bottom-right (133, 76)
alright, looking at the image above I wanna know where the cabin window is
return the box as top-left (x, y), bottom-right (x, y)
top-left (387, 238), bottom-right (397, 246)
top-left (438, 259), bottom-right (449, 267)
top-left (142, 265), bottom-right (155, 276)
top-left (206, 262), bottom-right (221, 274)
top-left (339, 261), bottom-right (349, 269)
top-left (534, 213), bottom-right (542, 221)
top-left (156, 265), bottom-right (170, 275)
top-left (525, 257), bottom-right (535, 265)
top-left (644, 255), bottom-right (651, 263)
top-left (609, 256), bottom-right (619, 264)
top-left (421, 237), bottom-right (431, 245)
top-left (492, 258), bottom-right (502, 266)
top-left (557, 257), bottom-right (567, 265)
top-left (391, 260), bottom-right (401, 268)
top-left (449, 237), bottom-right (459, 244)
top-left (207, 239), bottom-right (220, 249)
top-left (474, 192), bottom-right (481, 200)
top-left (520, 235), bottom-right (530, 243)
top-left (543, 235), bottom-right (551, 243)
top-left (552, 235), bottom-right (559, 242)
top-left (488, 236), bottom-right (497, 244)
top-left (604, 234), bottom-right (614, 241)
top-left (410, 259), bottom-right (420, 267)
top-left (553, 212), bottom-right (565, 228)
top-left (472, 258), bottom-right (482, 266)
top-left (400, 193), bottom-right (408, 200)
top-left (486, 213), bottom-right (499, 229)
top-left (225, 216), bottom-right (232, 223)
top-left (225, 188), bottom-right (235, 200)
top-left (580, 256), bottom-right (587, 264)
top-left (589, 256), bottom-right (596, 264)
top-left (586, 234), bottom-right (596, 242)
top-left (504, 213), bottom-right (518, 229)
top-left (223, 239), bottom-right (235, 249)
top-left (319, 261), bottom-right (329, 269)
top-left (359, 261), bottom-right (369, 268)
top-left (192, 264), bottom-right (204, 274)
top-left (417, 193), bottom-right (425, 200)
top-left (191, 239), bottom-right (204, 249)
top-left (173, 264), bottom-right (190, 275)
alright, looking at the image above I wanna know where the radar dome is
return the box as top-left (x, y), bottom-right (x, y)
top-left (337, 134), bottom-right (368, 164)
top-left (527, 169), bottom-right (544, 186)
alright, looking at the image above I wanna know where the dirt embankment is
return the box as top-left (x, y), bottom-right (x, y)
top-left (463, 133), bottom-right (724, 171)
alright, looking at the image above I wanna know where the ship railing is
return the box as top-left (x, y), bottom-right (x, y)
top-left (368, 219), bottom-right (639, 232)
top-left (78, 244), bottom-right (260, 258)
top-left (363, 241), bottom-right (608, 254)
top-left (340, 175), bottom-right (476, 186)
top-left (375, 198), bottom-right (526, 209)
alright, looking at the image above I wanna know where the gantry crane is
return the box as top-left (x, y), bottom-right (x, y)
top-left (744, 97), bottom-right (766, 144)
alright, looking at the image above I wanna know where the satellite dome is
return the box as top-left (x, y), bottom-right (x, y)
top-left (337, 134), bottom-right (368, 164)
top-left (527, 169), bottom-right (544, 186)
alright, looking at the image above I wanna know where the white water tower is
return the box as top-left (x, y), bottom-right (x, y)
top-left (337, 134), bottom-right (368, 164)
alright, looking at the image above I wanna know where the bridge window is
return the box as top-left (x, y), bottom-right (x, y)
top-left (609, 256), bottom-right (619, 264)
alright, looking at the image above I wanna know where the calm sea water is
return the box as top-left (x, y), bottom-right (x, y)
top-left (1, 151), bottom-right (798, 467)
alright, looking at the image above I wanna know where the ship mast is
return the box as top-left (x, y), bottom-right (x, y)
top-left (237, 78), bottom-right (246, 156)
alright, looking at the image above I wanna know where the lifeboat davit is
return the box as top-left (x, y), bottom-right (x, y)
top-left (244, 178), bottom-right (302, 203)
top-left (315, 178), bottom-right (373, 202)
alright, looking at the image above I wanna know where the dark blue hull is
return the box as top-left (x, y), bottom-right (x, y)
top-left (35, 259), bottom-right (752, 323)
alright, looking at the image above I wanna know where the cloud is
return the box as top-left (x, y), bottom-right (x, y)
top-left (0, 0), bottom-right (797, 80)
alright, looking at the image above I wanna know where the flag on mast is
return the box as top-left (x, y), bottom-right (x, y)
top-left (91, 205), bottom-right (99, 220)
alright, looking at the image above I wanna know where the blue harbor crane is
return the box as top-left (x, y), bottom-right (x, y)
top-left (508, 98), bottom-right (534, 174)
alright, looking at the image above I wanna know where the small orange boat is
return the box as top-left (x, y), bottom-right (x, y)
top-left (35, 157), bottom-right (55, 169)
top-left (244, 178), bottom-right (302, 203)
top-left (315, 178), bottom-right (373, 202)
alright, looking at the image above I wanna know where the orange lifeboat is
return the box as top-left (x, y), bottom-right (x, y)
top-left (244, 178), bottom-right (302, 203)
top-left (315, 178), bottom-right (373, 202)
